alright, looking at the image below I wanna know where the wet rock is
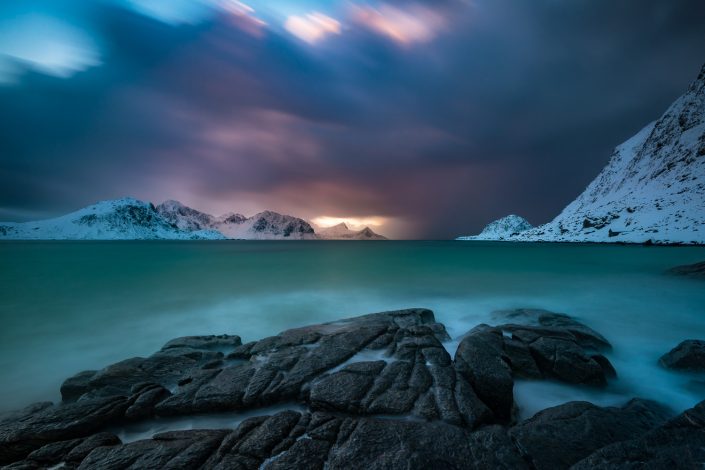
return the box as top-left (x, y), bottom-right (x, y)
top-left (454, 325), bottom-right (514, 421)
top-left (139, 309), bottom-right (473, 426)
top-left (81, 429), bottom-right (229, 469)
top-left (18, 431), bottom-right (120, 467)
top-left (124, 383), bottom-right (172, 421)
top-left (494, 308), bottom-right (611, 350)
top-left (527, 336), bottom-right (610, 385)
top-left (659, 339), bottom-right (705, 372)
top-left (495, 309), bottom-right (615, 385)
top-left (0, 396), bottom-right (129, 465)
top-left (309, 361), bottom-right (385, 413)
top-left (572, 400), bottom-right (705, 469)
top-left (510, 399), bottom-right (671, 470)
top-left (160, 335), bottom-right (242, 352)
top-left (14, 411), bottom-right (501, 469)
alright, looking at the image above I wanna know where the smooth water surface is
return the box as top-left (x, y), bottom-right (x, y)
top-left (1, 241), bottom-right (704, 417)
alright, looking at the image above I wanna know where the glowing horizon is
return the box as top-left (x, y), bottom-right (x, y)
top-left (312, 215), bottom-right (387, 230)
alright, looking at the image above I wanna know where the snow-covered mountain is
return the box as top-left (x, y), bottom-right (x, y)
top-left (156, 200), bottom-right (223, 231)
top-left (217, 210), bottom-right (316, 240)
top-left (0, 198), bottom-right (224, 240)
top-left (316, 222), bottom-right (388, 240)
top-left (156, 201), bottom-right (316, 240)
top-left (458, 63), bottom-right (705, 245)
top-left (456, 215), bottom-right (532, 241)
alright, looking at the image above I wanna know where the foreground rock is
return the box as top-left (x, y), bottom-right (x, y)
top-left (659, 339), bottom-right (705, 372)
top-left (0, 308), bottom-right (701, 469)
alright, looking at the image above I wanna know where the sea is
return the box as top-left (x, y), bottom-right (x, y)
top-left (1, 240), bottom-right (704, 421)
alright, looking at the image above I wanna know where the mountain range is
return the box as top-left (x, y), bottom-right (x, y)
top-left (459, 63), bottom-right (705, 245)
top-left (0, 198), bottom-right (387, 241)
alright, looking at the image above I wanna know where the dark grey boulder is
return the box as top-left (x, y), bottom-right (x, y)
top-left (454, 325), bottom-right (514, 422)
top-left (0, 396), bottom-right (129, 465)
top-left (659, 339), bottom-right (705, 372)
top-left (494, 308), bottom-right (612, 350)
top-left (494, 310), bottom-right (616, 385)
top-left (81, 429), bottom-right (229, 469)
top-left (510, 399), bottom-right (671, 470)
top-left (572, 400), bottom-right (705, 469)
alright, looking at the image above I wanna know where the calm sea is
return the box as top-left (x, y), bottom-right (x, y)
top-left (1, 241), bottom-right (704, 417)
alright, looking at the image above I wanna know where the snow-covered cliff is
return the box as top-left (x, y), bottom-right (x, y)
top-left (458, 63), bottom-right (705, 245)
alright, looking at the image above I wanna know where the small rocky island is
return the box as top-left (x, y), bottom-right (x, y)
top-left (1, 308), bottom-right (704, 469)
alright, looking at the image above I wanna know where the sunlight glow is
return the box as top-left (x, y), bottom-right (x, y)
top-left (312, 216), bottom-right (387, 230)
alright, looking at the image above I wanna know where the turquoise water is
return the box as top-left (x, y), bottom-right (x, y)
top-left (1, 241), bottom-right (704, 417)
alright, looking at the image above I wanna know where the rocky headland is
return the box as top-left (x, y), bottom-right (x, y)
top-left (1, 308), bottom-right (704, 469)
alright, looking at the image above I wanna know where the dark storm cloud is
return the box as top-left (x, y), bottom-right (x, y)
top-left (1, 0), bottom-right (704, 238)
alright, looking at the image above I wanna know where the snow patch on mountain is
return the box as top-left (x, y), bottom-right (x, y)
top-left (0, 198), bottom-right (224, 240)
top-left (458, 63), bottom-right (705, 245)
top-left (219, 211), bottom-right (316, 240)
top-left (456, 215), bottom-right (532, 241)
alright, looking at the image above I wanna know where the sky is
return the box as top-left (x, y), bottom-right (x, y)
top-left (1, 0), bottom-right (704, 239)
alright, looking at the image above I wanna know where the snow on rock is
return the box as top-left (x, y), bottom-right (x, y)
top-left (218, 210), bottom-right (316, 240)
top-left (458, 63), bottom-right (705, 245)
top-left (316, 222), bottom-right (388, 240)
top-left (157, 203), bottom-right (316, 240)
top-left (156, 200), bottom-right (219, 231)
top-left (456, 215), bottom-right (532, 241)
top-left (0, 198), bottom-right (224, 240)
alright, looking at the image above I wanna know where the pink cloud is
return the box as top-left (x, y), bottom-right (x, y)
top-left (284, 12), bottom-right (342, 44)
top-left (350, 3), bottom-right (447, 45)
top-left (216, 0), bottom-right (268, 37)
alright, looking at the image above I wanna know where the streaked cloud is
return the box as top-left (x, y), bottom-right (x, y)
top-left (0, 14), bottom-right (101, 84)
top-left (121, 0), bottom-right (215, 25)
top-left (350, 3), bottom-right (446, 45)
top-left (285, 12), bottom-right (341, 44)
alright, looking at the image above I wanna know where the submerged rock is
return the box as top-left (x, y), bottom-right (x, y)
top-left (659, 339), bottom-right (705, 372)
top-left (0, 308), bottom-right (696, 469)
top-left (667, 260), bottom-right (705, 278)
